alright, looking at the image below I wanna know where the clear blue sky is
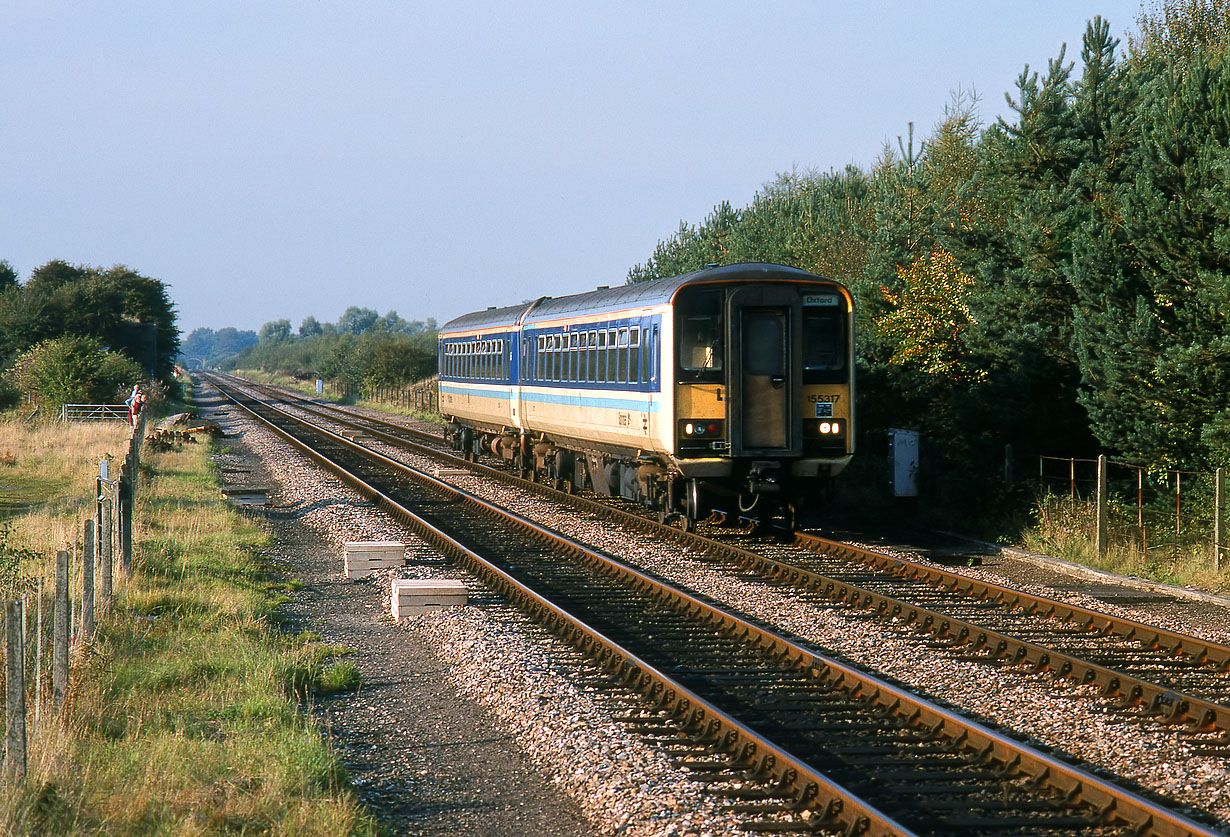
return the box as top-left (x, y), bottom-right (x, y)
top-left (2, 0), bottom-right (1145, 336)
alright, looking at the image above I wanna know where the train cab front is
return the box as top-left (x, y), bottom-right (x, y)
top-left (669, 276), bottom-right (854, 530)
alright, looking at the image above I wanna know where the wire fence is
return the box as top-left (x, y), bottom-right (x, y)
top-left (2, 411), bottom-right (146, 779)
top-left (321, 378), bottom-right (438, 412)
top-left (1038, 455), bottom-right (1225, 571)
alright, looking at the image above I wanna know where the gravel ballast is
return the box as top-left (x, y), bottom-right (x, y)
top-left (200, 386), bottom-right (1230, 834)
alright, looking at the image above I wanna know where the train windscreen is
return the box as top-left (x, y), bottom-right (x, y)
top-left (676, 289), bottom-right (724, 383)
top-left (802, 304), bottom-right (847, 384)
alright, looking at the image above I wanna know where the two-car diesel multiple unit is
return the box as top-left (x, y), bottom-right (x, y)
top-left (437, 262), bottom-right (854, 529)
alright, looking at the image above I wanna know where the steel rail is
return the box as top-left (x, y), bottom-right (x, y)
top-left (204, 375), bottom-right (1223, 837)
top-left (219, 375), bottom-right (1230, 741)
top-left (796, 532), bottom-right (1230, 670)
top-left (205, 376), bottom-right (911, 836)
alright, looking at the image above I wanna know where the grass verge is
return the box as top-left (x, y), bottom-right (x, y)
top-left (1019, 495), bottom-right (1229, 595)
top-left (0, 425), bottom-right (376, 835)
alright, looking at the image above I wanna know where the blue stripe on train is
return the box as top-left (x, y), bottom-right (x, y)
top-left (439, 382), bottom-right (661, 413)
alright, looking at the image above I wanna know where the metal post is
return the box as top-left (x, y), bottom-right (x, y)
top-left (100, 491), bottom-right (113, 613)
top-left (1095, 454), bottom-right (1108, 558)
top-left (5, 600), bottom-right (27, 781)
top-left (119, 474), bottom-right (133, 577)
top-left (83, 519), bottom-right (95, 639)
top-left (33, 585), bottom-right (41, 729)
top-left (1176, 471), bottom-right (1182, 548)
top-left (1215, 467), bottom-right (1224, 574)
top-left (1138, 467), bottom-right (1146, 559)
top-left (54, 550), bottom-right (69, 711)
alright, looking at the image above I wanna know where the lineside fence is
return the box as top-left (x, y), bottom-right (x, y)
top-left (1038, 455), bottom-right (1225, 571)
top-left (2, 410), bottom-right (147, 780)
top-left (320, 378), bottom-right (438, 412)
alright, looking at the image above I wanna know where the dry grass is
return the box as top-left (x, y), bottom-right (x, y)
top-left (1020, 494), bottom-right (1230, 594)
top-left (0, 420), bottom-right (129, 561)
top-left (0, 419), bottom-right (376, 835)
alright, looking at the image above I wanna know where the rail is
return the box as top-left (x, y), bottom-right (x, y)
top-left (204, 374), bottom-right (1225, 836)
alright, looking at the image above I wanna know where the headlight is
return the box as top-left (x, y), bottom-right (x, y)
top-left (679, 420), bottom-right (724, 438)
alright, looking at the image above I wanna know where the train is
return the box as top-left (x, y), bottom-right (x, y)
top-left (437, 262), bottom-right (855, 530)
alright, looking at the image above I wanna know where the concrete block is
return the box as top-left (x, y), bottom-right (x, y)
top-left (340, 429), bottom-right (371, 442)
top-left (343, 541), bottom-right (406, 578)
top-left (432, 467), bottom-right (469, 477)
top-left (220, 486), bottom-right (268, 506)
top-left (392, 578), bottom-right (468, 619)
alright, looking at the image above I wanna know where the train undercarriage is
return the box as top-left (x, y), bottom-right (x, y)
top-left (446, 423), bottom-right (815, 532)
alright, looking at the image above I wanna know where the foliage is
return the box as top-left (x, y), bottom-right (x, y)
top-left (222, 307), bottom-right (438, 388)
top-left (623, 3), bottom-right (1230, 535)
top-left (878, 249), bottom-right (979, 379)
top-left (0, 521), bottom-right (38, 598)
top-left (0, 260), bottom-right (180, 380)
top-left (0, 260), bottom-right (17, 292)
top-left (1129, 0), bottom-right (1230, 67)
top-left (9, 335), bottom-right (144, 409)
top-left (258, 318), bottom-right (293, 344)
top-left (180, 326), bottom-right (259, 369)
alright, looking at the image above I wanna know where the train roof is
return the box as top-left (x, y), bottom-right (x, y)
top-left (440, 263), bottom-right (837, 334)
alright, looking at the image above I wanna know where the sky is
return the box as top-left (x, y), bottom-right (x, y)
top-left (2, 0), bottom-right (1146, 338)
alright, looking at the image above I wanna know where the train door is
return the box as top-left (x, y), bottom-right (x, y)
top-left (727, 287), bottom-right (801, 457)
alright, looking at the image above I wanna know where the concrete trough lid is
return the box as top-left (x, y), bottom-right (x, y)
top-left (345, 541), bottom-right (406, 552)
top-left (343, 541), bottom-right (406, 578)
top-left (392, 578), bottom-right (468, 619)
top-left (219, 486), bottom-right (269, 506)
top-left (432, 468), bottom-right (469, 477)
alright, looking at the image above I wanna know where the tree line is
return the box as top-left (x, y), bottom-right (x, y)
top-left (194, 306), bottom-right (438, 394)
top-left (0, 259), bottom-right (179, 411)
top-left (628, 2), bottom-right (1230, 518)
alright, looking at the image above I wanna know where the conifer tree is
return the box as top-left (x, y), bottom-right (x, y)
top-left (1082, 54), bottom-right (1230, 467)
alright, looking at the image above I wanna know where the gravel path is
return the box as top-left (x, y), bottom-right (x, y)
top-left (201, 386), bottom-right (1230, 834)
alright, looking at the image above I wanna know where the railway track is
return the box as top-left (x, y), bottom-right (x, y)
top-left (199, 373), bottom-right (1224, 836)
top-left (208, 375), bottom-right (1230, 750)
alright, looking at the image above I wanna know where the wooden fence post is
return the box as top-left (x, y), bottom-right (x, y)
top-left (1096, 454), bottom-right (1108, 558)
top-left (54, 550), bottom-right (69, 711)
top-left (5, 600), bottom-right (27, 781)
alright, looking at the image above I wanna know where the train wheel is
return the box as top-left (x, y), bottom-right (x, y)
top-left (682, 480), bottom-right (704, 532)
top-left (780, 502), bottom-right (797, 533)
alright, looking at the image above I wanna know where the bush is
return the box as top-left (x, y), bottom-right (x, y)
top-left (8, 336), bottom-right (144, 409)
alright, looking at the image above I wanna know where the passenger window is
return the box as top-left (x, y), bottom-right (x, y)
top-left (617, 328), bottom-right (629, 383)
top-left (579, 332), bottom-right (589, 382)
top-left (588, 331), bottom-right (598, 382)
top-left (570, 333), bottom-right (579, 382)
top-left (629, 327), bottom-right (640, 384)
